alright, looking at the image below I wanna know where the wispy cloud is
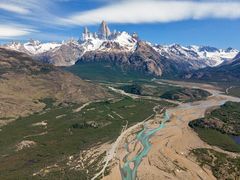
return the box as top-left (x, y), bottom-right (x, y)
top-left (0, 3), bottom-right (30, 15)
top-left (0, 0), bottom-right (64, 27)
top-left (0, 24), bottom-right (36, 39)
top-left (0, 0), bottom-right (68, 40)
top-left (1, 0), bottom-right (240, 41)
top-left (65, 0), bottom-right (240, 25)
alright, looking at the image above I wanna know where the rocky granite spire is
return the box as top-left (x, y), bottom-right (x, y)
top-left (83, 27), bottom-right (89, 35)
top-left (98, 21), bottom-right (111, 39)
top-left (81, 26), bottom-right (94, 42)
top-left (82, 26), bottom-right (89, 41)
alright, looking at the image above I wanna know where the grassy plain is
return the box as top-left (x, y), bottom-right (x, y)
top-left (0, 97), bottom-right (171, 179)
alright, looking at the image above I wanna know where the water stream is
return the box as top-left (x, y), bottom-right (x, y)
top-left (121, 111), bottom-right (170, 180)
top-left (120, 89), bottom-right (240, 180)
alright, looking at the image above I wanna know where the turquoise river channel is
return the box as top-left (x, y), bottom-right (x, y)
top-left (121, 110), bottom-right (170, 180)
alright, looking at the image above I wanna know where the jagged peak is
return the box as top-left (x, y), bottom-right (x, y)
top-left (225, 47), bottom-right (238, 53)
top-left (10, 41), bottom-right (21, 45)
top-left (83, 26), bottom-right (89, 34)
top-left (79, 23), bottom-right (138, 52)
top-left (198, 46), bottom-right (220, 52)
top-left (26, 39), bottom-right (41, 46)
top-left (81, 26), bottom-right (93, 42)
top-left (98, 20), bottom-right (111, 39)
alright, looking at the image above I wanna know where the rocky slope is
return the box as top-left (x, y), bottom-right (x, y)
top-left (0, 48), bottom-right (110, 120)
top-left (2, 21), bottom-right (238, 77)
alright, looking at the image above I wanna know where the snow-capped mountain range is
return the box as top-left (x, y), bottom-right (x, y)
top-left (1, 21), bottom-right (239, 76)
top-left (154, 44), bottom-right (238, 67)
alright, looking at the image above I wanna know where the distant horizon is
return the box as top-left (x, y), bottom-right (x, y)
top-left (0, 22), bottom-right (238, 50)
top-left (1, 0), bottom-right (240, 49)
top-left (0, 25), bottom-right (240, 50)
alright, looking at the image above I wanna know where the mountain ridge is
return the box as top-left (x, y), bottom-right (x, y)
top-left (1, 21), bottom-right (239, 77)
top-left (185, 52), bottom-right (240, 82)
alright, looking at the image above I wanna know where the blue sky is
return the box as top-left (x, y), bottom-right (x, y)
top-left (0, 0), bottom-right (240, 49)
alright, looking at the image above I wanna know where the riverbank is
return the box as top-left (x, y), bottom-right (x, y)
top-left (103, 80), bottom-right (240, 180)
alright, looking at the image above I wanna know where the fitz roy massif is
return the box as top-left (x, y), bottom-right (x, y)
top-left (2, 21), bottom-right (239, 79)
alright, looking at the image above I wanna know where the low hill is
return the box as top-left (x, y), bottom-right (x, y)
top-left (0, 48), bottom-right (110, 121)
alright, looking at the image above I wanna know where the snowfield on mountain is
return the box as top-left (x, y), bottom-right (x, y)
top-left (1, 21), bottom-right (238, 77)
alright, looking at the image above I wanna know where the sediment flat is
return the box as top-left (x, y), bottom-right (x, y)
top-left (103, 81), bottom-right (240, 180)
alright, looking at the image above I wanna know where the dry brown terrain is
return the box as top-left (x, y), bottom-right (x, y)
top-left (0, 48), bottom-right (110, 124)
top-left (103, 81), bottom-right (240, 180)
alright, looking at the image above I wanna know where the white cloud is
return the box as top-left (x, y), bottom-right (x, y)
top-left (0, 3), bottom-right (30, 15)
top-left (65, 0), bottom-right (240, 25)
top-left (0, 25), bottom-right (35, 39)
